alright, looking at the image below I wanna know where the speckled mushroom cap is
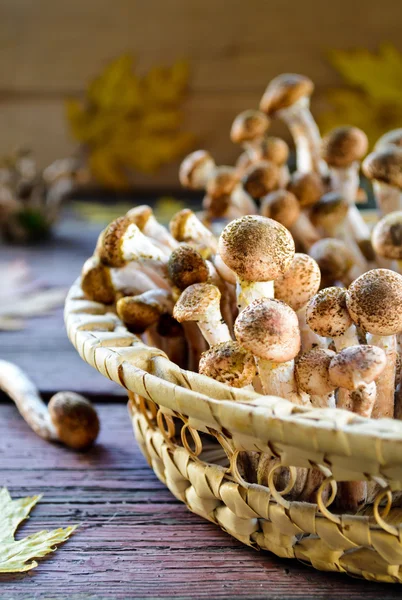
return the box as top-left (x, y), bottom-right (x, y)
top-left (116, 295), bottom-right (162, 333)
top-left (259, 74), bottom-right (314, 116)
top-left (81, 256), bottom-right (115, 304)
top-left (206, 166), bottom-right (240, 199)
top-left (242, 160), bottom-right (279, 198)
top-left (346, 269), bottom-right (402, 336)
top-left (274, 253), bottom-right (321, 311)
top-left (218, 215), bottom-right (295, 282)
top-left (230, 110), bottom-right (270, 144)
top-left (260, 137), bottom-right (289, 166)
top-left (309, 238), bottom-right (355, 281)
top-left (295, 348), bottom-right (336, 395)
top-left (125, 205), bottom-right (153, 229)
top-left (199, 341), bottom-right (257, 388)
top-left (48, 392), bottom-right (100, 450)
top-left (234, 298), bottom-right (301, 362)
top-left (173, 283), bottom-right (221, 323)
top-left (260, 189), bottom-right (301, 229)
top-left (288, 171), bottom-right (324, 208)
top-left (306, 287), bottom-right (352, 338)
top-left (179, 150), bottom-right (216, 190)
top-left (168, 245), bottom-right (210, 290)
top-left (99, 216), bottom-right (132, 267)
top-left (328, 345), bottom-right (387, 390)
top-left (375, 129), bottom-right (402, 150)
top-left (321, 126), bottom-right (368, 168)
top-left (362, 148), bottom-right (402, 189)
top-left (372, 211), bottom-right (402, 260)
top-left (310, 192), bottom-right (349, 229)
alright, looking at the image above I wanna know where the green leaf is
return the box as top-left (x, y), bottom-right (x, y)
top-left (0, 488), bottom-right (77, 573)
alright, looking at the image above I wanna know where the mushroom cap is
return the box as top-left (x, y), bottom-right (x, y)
top-left (288, 171), bottom-right (324, 207)
top-left (173, 283), bottom-right (221, 323)
top-left (168, 245), bottom-right (209, 290)
top-left (116, 294), bottom-right (162, 332)
top-left (99, 216), bottom-right (132, 267)
top-left (372, 211), bottom-right (402, 260)
top-left (81, 256), bottom-right (115, 304)
top-left (260, 74), bottom-right (314, 115)
top-left (235, 151), bottom-right (254, 176)
top-left (206, 166), bottom-right (239, 199)
top-left (260, 189), bottom-right (300, 229)
top-left (375, 129), bottom-right (402, 151)
top-left (179, 150), bottom-right (215, 190)
top-left (199, 341), bottom-right (257, 388)
top-left (295, 348), bottom-right (336, 395)
top-left (321, 126), bottom-right (368, 168)
top-left (48, 392), bottom-right (100, 450)
top-left (218, 215), bottom-right (295, 282)
top-left (234, 298), bottom-right (301, 362)
top-left (309, 238), bottom-right (355, 281)
top-left (260, 137), bottom-right (289, 166)
top-left (202, 192), bottom-right (233, 218)
top-left (274, 253), bottom-right (321, 311)
top-left (242, 160), bottom-right (279, 198)
top-left (346, 269), bottom-right (402, 335)
top-left (125, 204), bottom-right (153, 230)
top-left (230, 110), bottom-right (270, 144)
top-left (328, 345), bottom-right (387, 390)
top-left (310, 192), bottom-right (349, 229)
top-left (169, 209), bottom-right (217, 255)
top-left (362, 148), bottom-right (402, 189)
top-left (306, 287), bottom-right (352, 338)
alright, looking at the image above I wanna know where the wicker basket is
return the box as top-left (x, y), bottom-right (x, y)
top-left (65, 278), bottom-right (402, 583)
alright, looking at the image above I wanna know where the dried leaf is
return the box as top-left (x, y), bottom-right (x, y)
top-left (318, 44), bottom-right (402, 146)
top-left (0, 488), bottom-right (77, 573)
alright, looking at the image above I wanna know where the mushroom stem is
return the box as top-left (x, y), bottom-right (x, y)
top-left (373, 181), bottom-right (401, 215)
top-left (258, 359), bottom-right (310, 405)
top-left (236, 279), bottom-right (274, 311)
top-left (297, 305), bottom-right (328, 351)
top-left (366, 333), bottom-right (397, 419)
top-left (289, 212), bottom-right (321, 251)
top-left (333, 324), bottom-right (360, 351)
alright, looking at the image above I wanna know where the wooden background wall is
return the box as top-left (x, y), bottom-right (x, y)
top-left (1, 0), bottom-right (401, 188)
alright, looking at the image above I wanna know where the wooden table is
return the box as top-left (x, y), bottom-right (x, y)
top-left (1, 215), bottom-right (400, 599)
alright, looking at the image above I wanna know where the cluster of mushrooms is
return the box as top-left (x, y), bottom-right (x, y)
top-left (81, 73), bottom-right (402, 509)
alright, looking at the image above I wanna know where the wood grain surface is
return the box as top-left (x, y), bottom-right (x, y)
top-left (1, 0), bottom-right (401, 184)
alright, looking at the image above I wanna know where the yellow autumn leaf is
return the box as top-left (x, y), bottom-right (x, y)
top-left (89, 146), bottom-right (128, 189)
top-left (0, 488), bottom-right (77, 573)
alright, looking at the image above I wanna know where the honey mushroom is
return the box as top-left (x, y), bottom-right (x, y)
top-left (125, 205), bottom-right (179, 253)
top-left (260, 189), bottom-right (301, 229)
top-left (179, 149), bottom-right (216, 190)
top-left (287, 171), bottom-right (324, 251)
top-left (241, 160), bottom-right (280, 200)
top-left (308, 238), bottom-right (358, 286)
top-left (362, 147), bottom-right (402, 215)
top-left (259, 137), bottom-right (290, 187)
top-left (375, 129), bottom-right (402, 151)
top-left (173, 283), bottom-right (232, 347)
top-left (259, 73), bottom-right (325, 175)
top-left (230, 109), bottom-right (270, 164)
top-left (295, 348), bottom-right (336, 408)
top-left (0, 360), bottom-right (99, 450)
top-left (203, 165), bottom-right (258, 220)
top-left (169, 208), bottom-right (218, 256)
top-left (372, 210), bottom-right (402, 272)
top-left (218, 215), bottom-right (295, 310)
top-left (274, 253), bottom-right (325, 351)
top-left (328, 345), bottom-right (387, 512)
top-left (199, 341), bottom-right (257, 390)
top-left (346, 269), bottom-right (402, 419)
top-left (234, 298), bottom-right (309, 404)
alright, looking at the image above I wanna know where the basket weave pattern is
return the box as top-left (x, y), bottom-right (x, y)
top-left (66, 279), bottom-right (402, 583)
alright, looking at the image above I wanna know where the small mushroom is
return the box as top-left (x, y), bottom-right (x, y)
top-left (116, 289), bottom-right (174, 333)
top-left (179, 150), bottom-right (216, 190)
top-left (308, 238), bottom-right (356, 286)
top-left (242, 160), bottom-right (279, 199)
top-left (362, 147), bottom-right (402, 215)
top-left (0, 360), bottom-right (99, 450)
top-left (259, 73), bottom-right (325, 175)
top-left (169, 209), bottom-right (218, 256)
top-left (274, 253), bottom-right (325, 351)
top-left (234, 298), bottom-right (308, 404)
top-left (287, 171), bottom-right (324, 251)
top-left (372, 210), bottom-right (402, 271)
top-left (204, 165), bottom-right (257, 219)
top-left (260, 189), bottom-right (301, 229)
top-left (199, 341), bottom-right (257, 390)
top-left (295, 348), bottom-right (336, 408)
top-left (173, 283), bottom-right (231, 347)
top-left (230, 109), bottom-right (270, 159)
top-left (346, 269), bottom-right (402, 419)
top-left (126, 205), bottom-right (179, 253)
top-left (218, 215), bottom-right (295, 309)
top-left (259, 137), bottom-right (290, 187)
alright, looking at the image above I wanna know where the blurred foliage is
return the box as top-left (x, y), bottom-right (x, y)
top-left (318, 44), bottom-right (402, 147)
top-left (72, 196), bottom-right (186, 225)
top-left (66, 55), bottom-right (196, 189)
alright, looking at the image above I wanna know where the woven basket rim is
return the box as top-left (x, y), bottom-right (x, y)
top-left (65, 278), bottom-right (402, 471)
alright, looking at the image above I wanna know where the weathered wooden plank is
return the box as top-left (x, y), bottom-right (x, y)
top-left (1, 403), bottom-right (401, 599)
